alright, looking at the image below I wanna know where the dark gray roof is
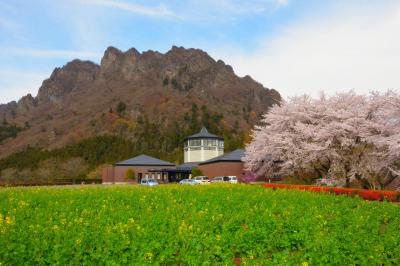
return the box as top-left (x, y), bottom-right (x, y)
top-left (184, 127), bottom-right (223, 140)
top-left (115, 154), bottom-right (175, 166)
top-left (199, 149), bottom-right (245, 165)
top-left (176, 162), bottom-right (199, 171)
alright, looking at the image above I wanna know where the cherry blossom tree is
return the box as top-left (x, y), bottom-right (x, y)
top-left (243, 91), bottom-right (400, 189)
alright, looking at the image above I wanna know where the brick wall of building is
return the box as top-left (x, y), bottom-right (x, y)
top-left (102, 165), bottom-right (175, 184)
top-left (198, 162), bottom-right (245, 182)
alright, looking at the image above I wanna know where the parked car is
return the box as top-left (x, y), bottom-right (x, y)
top-left (179, 179), bottom-right (198, 185)
top-left (193, 176), bottom-right (210, 184)
top-left (211, 176), bottom-right (238, 184)
top-left (226, 176), bottom-right (238, 184)
top-left (211, 176), bottom-right (225, 183)
top-left (140, 179), bottom-right (159, 186)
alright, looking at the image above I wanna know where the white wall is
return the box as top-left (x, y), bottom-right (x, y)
top-left (185, 147), bottom-right (223, 163)
top-left (184, 138), bottom-right (224, 163)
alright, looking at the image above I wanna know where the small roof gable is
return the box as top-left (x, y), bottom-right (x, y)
top-left (199, 149), bottom-right (245, 165)
top-left (184, 127), bottom-right (223, 140)
top-left (115, 154), bottom-right (175, 166)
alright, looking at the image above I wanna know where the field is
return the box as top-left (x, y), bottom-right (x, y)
top-left (0, 185), bottom-right (399, 265)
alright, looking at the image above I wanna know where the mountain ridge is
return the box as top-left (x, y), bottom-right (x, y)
top-left (1, 45), bottom-right (277, 107)
top-left (0, 45), bottom-right (281, 162)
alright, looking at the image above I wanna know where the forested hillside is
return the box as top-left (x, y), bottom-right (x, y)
top-left (0, 46), bottom-right (280, 183)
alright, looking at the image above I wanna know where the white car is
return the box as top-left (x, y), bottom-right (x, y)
top-left (140, 179), bottom-right (159, 186)
top-left (179, 179), bottom-right (198, 185)
top-left (226, 176), bottom-right (238, 184)
top-left (211, 176), bottom-right (238, 184)
top-left (193, 176), bottom-right (210, 184)
top-left (211, 176), bottom-right (225, 183)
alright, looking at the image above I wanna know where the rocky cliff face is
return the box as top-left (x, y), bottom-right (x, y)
top-left (0, 46), bottom-right (281, 158)
top-left (16, 94), bottom-right (36, 114)
top-left (37, 60), bottom-right (100, 104)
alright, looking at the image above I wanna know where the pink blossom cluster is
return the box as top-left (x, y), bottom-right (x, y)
top-left (244, 91), bottom-right (400, 189)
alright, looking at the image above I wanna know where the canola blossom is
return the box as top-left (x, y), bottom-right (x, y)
top-left (0, 185), bottom-right (399, 265)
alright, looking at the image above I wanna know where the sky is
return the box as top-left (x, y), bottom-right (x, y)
top-left (0, 0), bottom-right (399, 104)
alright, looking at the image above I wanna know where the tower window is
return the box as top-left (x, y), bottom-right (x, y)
top-left (189, 139), bottom-right (201, 146)
top-left (204, 139), bottom-right (217, 146)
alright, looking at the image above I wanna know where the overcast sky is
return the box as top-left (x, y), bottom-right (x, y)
top-left (0, 0), bottom-right (399, 104)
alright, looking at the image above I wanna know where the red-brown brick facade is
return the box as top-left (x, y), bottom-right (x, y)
top-left (102, 165), bottom-right (175, 184)
top-left (198, 162), bottom-right (245, 181)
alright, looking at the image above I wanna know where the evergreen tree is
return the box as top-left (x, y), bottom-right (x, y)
top-left (116, 102), bottom-right (127, 117)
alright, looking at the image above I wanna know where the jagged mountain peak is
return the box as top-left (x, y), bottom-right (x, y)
top-left (0, 45), bottom-right (281, 159)
top-left (37, 59), bottom-right (100, 104)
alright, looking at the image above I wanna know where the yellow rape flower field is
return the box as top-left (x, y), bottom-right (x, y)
top-left (0, 185), bottom-right (399, 265)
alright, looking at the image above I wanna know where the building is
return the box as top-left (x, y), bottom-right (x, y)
top-left (198, 149), bottom-right (245, 181)
top-left (184, 127), bottom-right (224, 163)
top-left (102, 127), bottom-right (246, 184)
top-left (102, 154), bottom-right (176, 184)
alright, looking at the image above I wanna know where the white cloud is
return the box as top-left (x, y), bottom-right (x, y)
top-left (0, 70), bottom-right (49, 104)
top-left (0, 48), bottom-right (102, 60)
top-left (181, 0), bottom-right (289, 18)
top-left (212, 3), bottom-right (400, 99)
top-left (276, 0), bottom-right (288, 7)
top-left (82, 0), bottom-right (176, 18)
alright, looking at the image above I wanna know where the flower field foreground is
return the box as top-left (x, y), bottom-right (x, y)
top-left (0, 185), bottom-right (399, 265)
top-left (264, 183), bottom-right (400, 202)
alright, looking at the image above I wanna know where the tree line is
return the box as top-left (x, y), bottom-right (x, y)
top-left (0, 103), bottom-right (245, 183)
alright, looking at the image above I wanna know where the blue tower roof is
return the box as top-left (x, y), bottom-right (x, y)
top-left (184, 127), bottom-right (223, 141)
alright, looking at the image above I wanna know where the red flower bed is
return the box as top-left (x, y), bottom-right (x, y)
top-left (263, 183), bottom-right (399, 202)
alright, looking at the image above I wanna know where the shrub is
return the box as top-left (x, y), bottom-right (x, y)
top-left (0, 124), bottom-right (23, 143)
top-left (191, 168), bottom-right (203, 178)
top-left (116, 101), bottom-right (127, 117)
top-left (243, 172), bottom-right (257, 183)
top-left (163, 77), bottom-right (169, 86)
top-left (125, 169), bottom-right (136, 180)
top-left (263, 183), bottom-right (400, 202)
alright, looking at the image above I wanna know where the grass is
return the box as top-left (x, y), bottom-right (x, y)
top-left (0, 184), bottom-right (399, 265)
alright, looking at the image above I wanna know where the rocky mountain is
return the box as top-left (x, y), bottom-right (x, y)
top-left (0, 46), bottom-right (281, 162)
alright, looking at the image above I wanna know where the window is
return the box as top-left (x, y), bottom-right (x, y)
top-left (204, 139), bottom-right (217, 146)
top-left (218, 140), bottom-right (224, 147)
top-left (189, 139), bottom-right (201, 146)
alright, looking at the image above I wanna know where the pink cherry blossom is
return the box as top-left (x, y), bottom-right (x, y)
top-left (243, 90), bottom-right (400, 189)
